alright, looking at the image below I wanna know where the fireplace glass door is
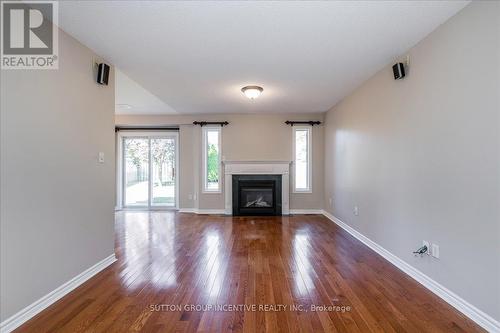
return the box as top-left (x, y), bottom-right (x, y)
top-left (241, 187), bottom-right (274, 208)
top-left (232, 175), bottom-right (282, 216)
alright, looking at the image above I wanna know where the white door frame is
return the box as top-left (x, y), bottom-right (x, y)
top-left (117, 131), bottom-right (179, 210)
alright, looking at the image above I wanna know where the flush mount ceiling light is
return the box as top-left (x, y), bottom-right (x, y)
top-left (241, 85), bottom-right (263, 99)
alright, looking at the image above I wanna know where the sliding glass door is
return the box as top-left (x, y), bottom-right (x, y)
top-left (151, 137), bottom-right (176, 207)
top-left (124, 138), bottom-right (150, 206)
top-left (121, 132), bottom-right (178, 209)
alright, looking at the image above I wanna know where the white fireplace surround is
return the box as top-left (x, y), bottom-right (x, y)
top-left (223, 161), bottom-right (290, 215)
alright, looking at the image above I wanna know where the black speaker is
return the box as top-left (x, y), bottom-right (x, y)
top-left (392, 63), bottom-right (405, 80)
top-left (97, 63), bottom-right (110, 85)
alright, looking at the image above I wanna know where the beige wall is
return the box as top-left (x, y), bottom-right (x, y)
top-left (116, 113), bottom-right (324, 210)
top-left (323, 1), bottom-right (499, 321)
top-left (0, 30), bottom-right (116, 320)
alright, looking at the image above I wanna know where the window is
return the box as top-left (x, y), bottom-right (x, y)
top-left (293, 126), bottom-right (311, 192)
top-left (203, 127), bottom-right (221, 192)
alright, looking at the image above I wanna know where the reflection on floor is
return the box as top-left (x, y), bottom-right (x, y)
top-left (16, 211), bottom-right (483, 332)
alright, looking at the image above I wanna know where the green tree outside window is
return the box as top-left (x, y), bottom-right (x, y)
top-left (207, 143), bottom-right (219, 183)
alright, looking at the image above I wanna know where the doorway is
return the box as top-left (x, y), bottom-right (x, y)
top-left (118, 131), bottom-right (178, 209)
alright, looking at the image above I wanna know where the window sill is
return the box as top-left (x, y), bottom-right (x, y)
top-left (202, 190), bottom-right (222, 194)
top-left (293, 190), bottom-right (312, 194)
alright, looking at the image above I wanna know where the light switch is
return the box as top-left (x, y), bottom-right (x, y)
top-left (98, 152), bottom-right (105, 163)
top-left (431, 244), bottom-right (440, 259)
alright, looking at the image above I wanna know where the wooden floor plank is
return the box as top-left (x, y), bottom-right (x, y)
top-left (13, 212), bottom-right (484, 333)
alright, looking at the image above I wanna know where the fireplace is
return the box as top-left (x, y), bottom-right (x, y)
top-left (224, 161), bottom-right (290, 215)
top-left (232, 175), bottom-right (282, 216)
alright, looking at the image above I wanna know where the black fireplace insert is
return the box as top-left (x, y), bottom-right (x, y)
top-left (232, 175), bottom-right (282, 216)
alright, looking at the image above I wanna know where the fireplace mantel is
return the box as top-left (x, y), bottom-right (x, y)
top-left (223, 161), bottom-right (290, 215)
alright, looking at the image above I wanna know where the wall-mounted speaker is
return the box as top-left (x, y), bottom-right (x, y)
top-left (97, 63), bottom-right (110, 85)
top-left (392, 63), bottom-right (405, 80)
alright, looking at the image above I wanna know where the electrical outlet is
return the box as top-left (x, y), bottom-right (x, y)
top-left (423, 240), bottom-right (430, 255)
top-left (329, 197), bottom-right (333, 207)
top-left (431, 244), bottom-right (440, 259)
top-left (353, 206), bottom-right (359, 216)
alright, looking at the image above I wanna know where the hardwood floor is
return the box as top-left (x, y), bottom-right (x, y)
top-left (15, 212), bottom-right (483, 332)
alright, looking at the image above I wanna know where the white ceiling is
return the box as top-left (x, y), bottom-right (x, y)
top-left (115, 69), bottom-right (177, 115)
top-left (58, 1), bottom-right (469, 115)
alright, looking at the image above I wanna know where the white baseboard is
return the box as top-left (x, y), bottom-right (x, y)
top-left (289, 209), bottom-right (323, 215)
top-left (0, 254), bottom-right (117, 333)
top-left (180, 208), bottom-right (323, 215)
top-left (198, 209), bottom-right (226, 215)
top-left (178, 208), bottom-right (197, 213)
top-left (321, 210), bottom-right (499, 333)
top-left (178, 208), bottom-right (226, 215)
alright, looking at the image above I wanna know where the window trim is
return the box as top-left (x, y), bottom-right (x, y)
top-left (292, 125), bottom-right (312, 193)
top-left (202, 126), bottom-right (222, 193)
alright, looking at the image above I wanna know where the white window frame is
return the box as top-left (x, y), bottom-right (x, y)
top-left (202, 126), bottom-right (222, 193)
top-left (293, 126), bottom-right (312, 193)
